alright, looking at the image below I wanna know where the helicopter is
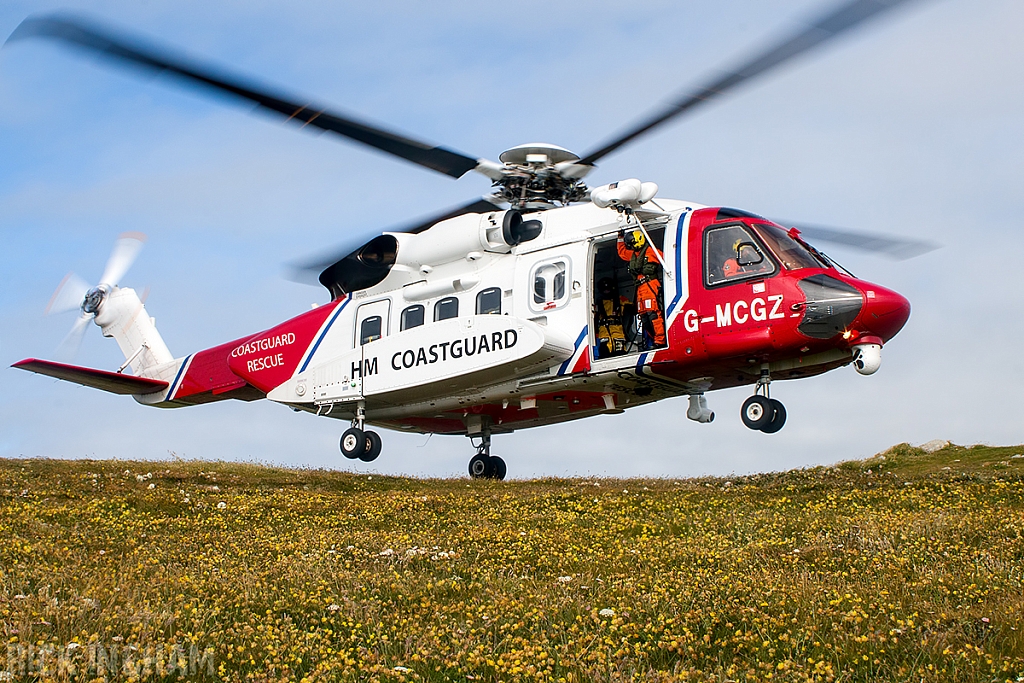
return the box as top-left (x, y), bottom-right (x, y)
top-left (7, 0), bottom-right (933, 479)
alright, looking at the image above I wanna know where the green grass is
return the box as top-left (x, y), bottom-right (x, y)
top-left (1, 443), bottom-right (1023, 682)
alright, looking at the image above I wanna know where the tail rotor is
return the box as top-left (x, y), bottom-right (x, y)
top-left (45, 232), bottom-right (147, 361)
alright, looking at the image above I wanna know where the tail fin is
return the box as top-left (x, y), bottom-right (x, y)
top-left (92, 285), bottom-right (173, 373)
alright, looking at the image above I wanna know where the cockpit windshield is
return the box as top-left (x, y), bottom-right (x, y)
top-left (753, 223), bottom-right (828, 270)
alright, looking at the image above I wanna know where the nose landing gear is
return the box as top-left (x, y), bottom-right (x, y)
top-left (340, 402), bottom-right (383, 462)
top-left (467, 428), bottom-right (507, 480)
top-left (741, 367), bottom-right (786, 433)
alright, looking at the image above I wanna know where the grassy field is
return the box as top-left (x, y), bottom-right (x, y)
top-left (1, 444), bottom-right (1023, 682)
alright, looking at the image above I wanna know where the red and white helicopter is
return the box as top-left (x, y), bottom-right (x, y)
top-left (8, 0), bottom-right (932, 479)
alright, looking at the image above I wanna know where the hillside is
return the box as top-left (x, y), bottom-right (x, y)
top-left (1, 443), bottom-right (1022, 682)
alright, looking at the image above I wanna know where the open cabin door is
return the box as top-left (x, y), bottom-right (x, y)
top-left (588, 222), bottom-right (671, 373)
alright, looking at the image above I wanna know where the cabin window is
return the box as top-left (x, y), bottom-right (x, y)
top-left (434, 297), bottom-right (459, 321)
top-left (401, 305), bottom-right (425, 330)
top-left (704, 224), bottom-right (777, 287)
top-left (476, 287), bottom-right (501, 315)
top-left (359, 316), bottom-right (382, 345)
top-left (530, 259), bottom-right (569, 311)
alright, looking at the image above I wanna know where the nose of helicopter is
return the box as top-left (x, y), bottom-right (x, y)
top-left (855, 283), bottom-right (911, 342)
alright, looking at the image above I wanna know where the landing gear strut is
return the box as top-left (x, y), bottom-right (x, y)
top-left (741, 366), bottom-right (786, 433)
top-left (467, 427), bottom-right (506, 480)
top-left (340, 402), bottom-right (383, 462)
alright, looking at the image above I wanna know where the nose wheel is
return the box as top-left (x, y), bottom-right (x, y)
top-left (741, 368), bottom-right (787, 433)
top-left (467, 429), bottom-right (507, 480)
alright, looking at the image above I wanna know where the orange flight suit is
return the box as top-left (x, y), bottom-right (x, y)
top-left (617, 238), bottom-right (666, 347)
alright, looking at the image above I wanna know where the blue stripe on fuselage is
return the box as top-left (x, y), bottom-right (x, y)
top-left (666, 210), bottom-right (690, 319)
top-left (299, 296), bottom-right (350, 373)
top-left (557, 327), bottom-right (589, 376)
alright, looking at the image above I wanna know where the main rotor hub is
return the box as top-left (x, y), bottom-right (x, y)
top-left (495, 143), bottom-right (588, 208)
top-left (499, 143), bottom-right (579, 166)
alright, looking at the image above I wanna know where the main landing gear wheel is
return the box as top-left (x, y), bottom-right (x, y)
top-left (360, 430), bottom-right (382, 462)
top-left (468, 453), bottom-right (489, 478)
top-left (740, 396), bottom-right (773, 430)
top-left (340, 427), bottom-right (364, 459)
top-left (760, 399), bottom-right (787, 434)
top-left (467, 424), bottom-right (506, 480)
top-left (491, 456), bottom-right (507, 481)
top-left (468, 453), bottom-right (507, 480)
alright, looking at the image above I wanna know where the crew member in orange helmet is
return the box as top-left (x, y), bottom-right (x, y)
top-left (617, 228), bottom-right (666, 349)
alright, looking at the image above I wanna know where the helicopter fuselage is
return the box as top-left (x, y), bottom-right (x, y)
top-left (128, 198), bottom-right (909, 438)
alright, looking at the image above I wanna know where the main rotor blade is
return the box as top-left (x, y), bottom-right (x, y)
top-left (7, 15), bottom-right (483, 179)
top-left (578, 0), bottom-right (921, 167)
top-left (784, 221), bottom-right (938, 260)
top-left (56, 312), bottom-right (93, 362)
top-left (288, 196), bottom-right (506, 284)
top-left (45, 272), bottom-right (90, 315)
top-left (99, 231), bottom-right (146, 287)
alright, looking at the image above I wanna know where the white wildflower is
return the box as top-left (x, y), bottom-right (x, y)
top-left (148, 483), bottom-right (156, 490)
top-left (599, 608), bottom-right (615, 617)
top-left (216, 501), bottom-right (227, 509)
top-left (557, 576), bottom-right (572, 583)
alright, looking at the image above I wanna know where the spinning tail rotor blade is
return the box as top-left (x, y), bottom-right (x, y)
top-left (578, 0), bottom-right (922, 167)
top-left (56, 312), bottom-right (93, 362)
top-left (99, 231), bottom-right (146, 287)
top-left (45, 272), bottom-right (90, 315)
top-left (784, 221), bottom-right (938, 260)
top-left (7, 15), bottom-right (483, 179)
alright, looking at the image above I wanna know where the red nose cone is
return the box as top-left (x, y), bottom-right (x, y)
top-left (857, 284), bottom-right (910, 342)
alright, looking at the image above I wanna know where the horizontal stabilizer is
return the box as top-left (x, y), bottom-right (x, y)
top-left (12, 358), bottom-right (168, 395)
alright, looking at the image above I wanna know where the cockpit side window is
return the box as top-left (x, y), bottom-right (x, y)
top-left (704, 224), bottom-right (777, 287)
top-left (753, 223), bottom-right (827, 270)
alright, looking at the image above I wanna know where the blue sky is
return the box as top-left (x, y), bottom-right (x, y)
top-left (2, 0), bottom-right (1022, 477)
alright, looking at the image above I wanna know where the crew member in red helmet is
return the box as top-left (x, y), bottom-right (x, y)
top-left (617, 229), bottom-right (666, 349)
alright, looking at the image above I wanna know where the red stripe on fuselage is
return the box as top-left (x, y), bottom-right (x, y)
top-left (571, 345), bottom-right (591, 374)
top-left (173, 337), bottom-right (256, 400)
top-left (227, 300), bottom-right (343, 393)
top-left (174, 300), bottom-right (342, 400)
